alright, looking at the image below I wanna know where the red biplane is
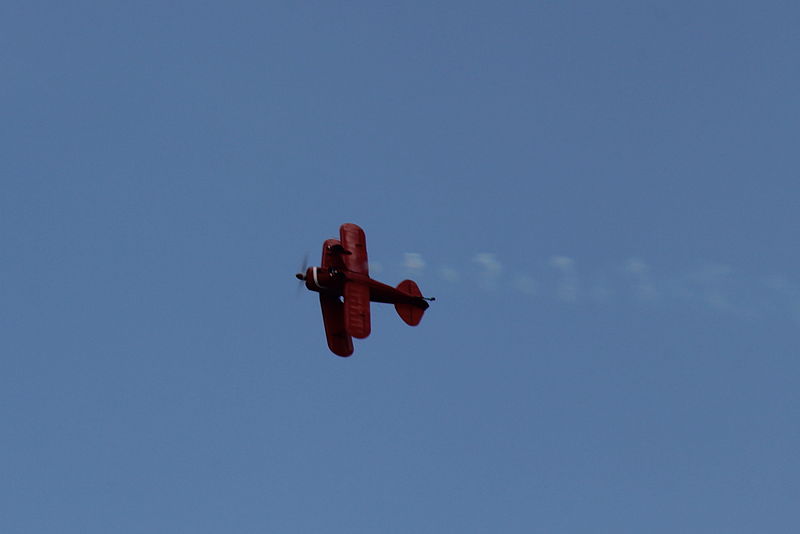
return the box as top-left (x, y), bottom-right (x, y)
top-left (296, 223), bottom-right (434, 357)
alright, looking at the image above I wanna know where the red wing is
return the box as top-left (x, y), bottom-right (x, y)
top-left (321, 239), bottom-right (346, 271)
top-left (319, 294), bottom-right (353, 357)
top-left (343, 282), bottom-right (371, 339)
top-left (339, 223), bottom-right (368, 275)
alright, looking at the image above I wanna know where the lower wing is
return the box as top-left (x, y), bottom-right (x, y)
top-left (319, 294), bottom-right (354, 357)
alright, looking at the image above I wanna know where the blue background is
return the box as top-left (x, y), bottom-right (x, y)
top-left (2, 2), bottom-right (799, 532)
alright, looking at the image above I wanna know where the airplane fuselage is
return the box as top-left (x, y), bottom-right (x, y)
top-left (301, 266), bottom-right (425, 305)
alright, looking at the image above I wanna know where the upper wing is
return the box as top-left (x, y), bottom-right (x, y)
top-left (343, 282), bottom-right (371, 339)
top-left (321, 238), bottom-right (346, 271)
top-left (339, 223), bottom-right (368, 275)
top-left (319, 293), bottom-right (353, 357)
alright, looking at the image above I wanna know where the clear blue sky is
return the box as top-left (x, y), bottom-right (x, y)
top-left (2, 2), bottom-right (799, 532)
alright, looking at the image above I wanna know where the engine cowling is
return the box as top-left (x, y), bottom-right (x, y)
top-left (304, 266), bottom-right (341, 292)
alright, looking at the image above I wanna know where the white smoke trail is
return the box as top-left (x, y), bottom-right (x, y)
top-left (549, 255), bottom-right (579, 302)
top-left (402, 253), bottom-right (426, 272)
top-left (473, 253), bottom-right (503, 290)
top-left (387, 251), bottom-right (799, 323)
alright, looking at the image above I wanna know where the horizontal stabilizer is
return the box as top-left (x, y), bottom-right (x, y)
top-left (394, 279), bottom-right (428, 326)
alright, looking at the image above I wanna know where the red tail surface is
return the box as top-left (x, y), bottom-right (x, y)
top-left (394, 280), bottom-right (428, 326)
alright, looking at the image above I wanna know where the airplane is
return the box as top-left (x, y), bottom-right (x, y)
top-left (296, 223), bottom-right (434, 357)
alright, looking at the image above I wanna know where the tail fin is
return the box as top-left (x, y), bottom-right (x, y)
top-left (394, 279), bottom-right (428, 326)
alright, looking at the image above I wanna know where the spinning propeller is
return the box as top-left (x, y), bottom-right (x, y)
top-left (295, 254), bottom-right (308, 293)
